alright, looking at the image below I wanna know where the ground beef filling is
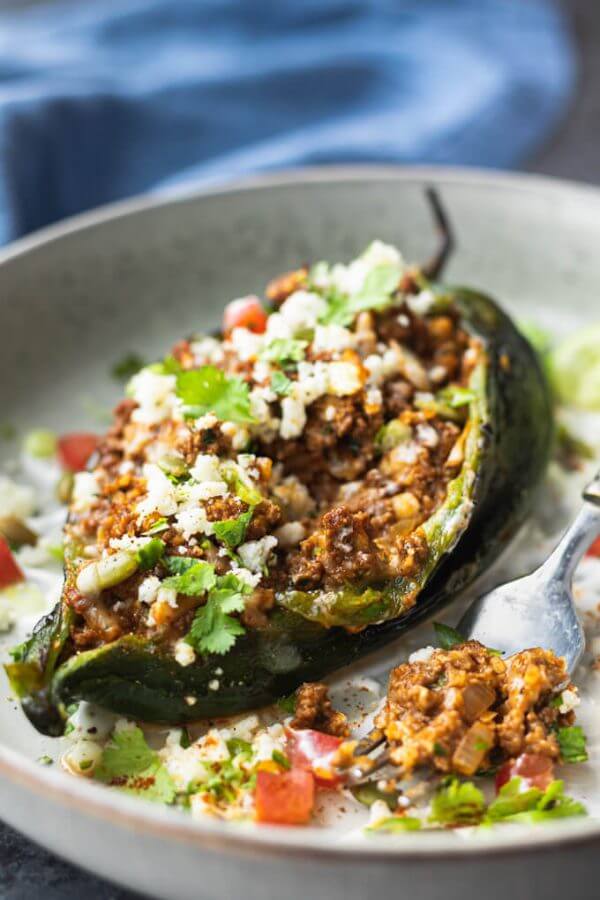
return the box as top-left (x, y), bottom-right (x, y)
top-left (291, 682), bottom-right (349, 737)
top-left (374, 642), bottom-right (575, 776)
top-left (64, 271), bottom-right (479, 650)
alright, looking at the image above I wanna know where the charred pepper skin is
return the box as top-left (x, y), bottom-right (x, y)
top-left (6, 286), bottom-right (554, 734)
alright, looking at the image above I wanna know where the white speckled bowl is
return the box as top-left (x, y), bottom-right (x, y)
top-left (1, 166), bottom-right (599, 900)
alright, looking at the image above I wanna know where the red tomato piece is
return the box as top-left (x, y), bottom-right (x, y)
top-left (255, 768), bottom-right (315, 825)
top-left (57, 433), bottom-right (98, 472)
top-left (495, 753), bottom-right (555, 793)
top-left (0, 537), bottom-right (24, 590)
top-left (286, 728), bottom-right (344, 788)
top-left (586, 536), bottom-right (600, 558)
top-left (222, 296), bottom-right (268, 335)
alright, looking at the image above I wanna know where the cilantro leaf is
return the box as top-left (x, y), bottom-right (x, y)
top-left (220, 461), bottom-right (263, 505)
top-left (260, 338), bottom-right (308, 367)
top-left (163, 557), bottom-right (217, 596)
top-left (429, 776), bottom-right (485, 826)
top-left (212, 507), bottom-right (254, 549)
top-left (433, 622), bottom-right (464, 650)
top-left (556, 725), bottom-right (588, 763)
top-left (270, 370), bottom-right (292, 396)
top-left (185, 573), bottom-right (249, 656)
top-left (94, 725), bottom-right (177, 804)
top-left (176, 366), bottom-right (254, 424)
top-left (136, 538), bottom-right (165, 571)
top-left (320, 262), bottom-right (401, 326)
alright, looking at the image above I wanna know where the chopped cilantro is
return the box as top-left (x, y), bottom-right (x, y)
top-left (220, 462), bottom-right (263, 506)
top-left (136, 538), bottom-right (165, 571)
top-left (38, 755), bottom-right (53, 766)
top-left (320, 262), bottom-right (401, 326)
top-left (213, 507), bottom-right (254, 549)
top-left (556, 725), bottom-right (588, 764)
top-left (429, 776), bottom-right (485, 826)
top-left (95, 725), bottom-right (177, 804)
top-left (163, 557), bottom-right (217, 596)
top-left (184, 571), bottom-right (252, 656)
top-left (433, 742), bottom-right (447, 757)
top-left (433, 622), bottom-right (501, 656)
top-left (486, 778), bottom-right (586, 824)
top-left (176, 366), bottom-right (254, 424)
top-left (270, 370), bottom-right (293, 396)
top-left (272, 749), bottom-right (291, 770)
top-left (260, 338), bottom-right (307, 368)
top-left (180, 728), bottom-right (191, 749)
top-left (111, 353), bottom-right (146, 381)
top-left (366, 816), bottom-right (422, 833)
top-left (433, 622), bottom-right (464, 650)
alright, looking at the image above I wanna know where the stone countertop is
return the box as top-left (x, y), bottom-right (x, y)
top-left (1, 0), bottom-right (599, 897)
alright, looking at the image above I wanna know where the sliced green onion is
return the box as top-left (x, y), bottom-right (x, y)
top-left (23, 429), bottom-right (57, 459)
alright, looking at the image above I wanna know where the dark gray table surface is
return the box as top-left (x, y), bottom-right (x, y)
top-left (1, 0), bottom-right (599, 896)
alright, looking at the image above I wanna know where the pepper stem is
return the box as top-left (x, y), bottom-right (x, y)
top-left (421, 187), bottom-right (455, 280)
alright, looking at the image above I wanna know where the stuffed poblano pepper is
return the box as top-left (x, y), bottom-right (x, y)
top-left (7, 192), bottom-right (553, 736)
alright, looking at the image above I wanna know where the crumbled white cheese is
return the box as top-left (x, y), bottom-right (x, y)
top-left (238, 535), bottom-right (278, 573)
top-left (369, 799), bottom-right (393, 825)
top-left (229, 562), bottom-right (261, 588)
top-left (416, 423), bottom-right (439, 448)
top-left (294, 361), bottom-right (329, 405)
top-left (226, 714), bottom-right (260, 740)
top-left (274, 521), bottom-right (305, 548)
top-left (189, 336), bottom-right (225, 366)
top-left (129, 368), bottom-right (177, 425)
top-left (136, 463), bottom-right (178, 521)
top-left (157, 586), bottom-right (178, 609)
top-left (0, 476), bottom-right (36, 518)
top-left (253, 728), bottom-right (286, 762)
top-left (138, 575), bottom-right (161, 606)
top-left (189, 454), bottom-right (223, 484)
top-left (174, 640), bottom-right (196, 667)
top-left (280, 395), bottom-right (307, 439)
top-left (208, 679), bottom-right (220, 691)
top-left (194, 412), bottom-right (218, 430)
top-left (160, 743), bottom-right (208, 790)
top-left (174, 505), bottom-right (214, 539)
top-left (326, 361), bottom-right (363, 396)
top-left (229, 326), bottom-right (264, 361)
top-left (408, 645), bottom-right (436, 664)
top-left (312, 324), bottom-right (354, 354)
top-left (220, 420), bottom-right (251, 450)
top-left (406, 288), bottom-right (436, 317)
top-left (277, 290), bottom-right (328, 332)
top-left (558, 689), bottom-right (580, 714)
top-left (71, 472), bottom-right (99, 512)
top-left (361, 239), bottom-right (403, 269)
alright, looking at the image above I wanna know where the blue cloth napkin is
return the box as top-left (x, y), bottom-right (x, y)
top-left (0, 0), bottom-right (575, 245)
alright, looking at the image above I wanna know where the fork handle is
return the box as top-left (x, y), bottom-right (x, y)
top-left (542, 470), bottom-right (600, 584)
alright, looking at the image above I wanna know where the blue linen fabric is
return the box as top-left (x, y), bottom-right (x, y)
top-left (0, 0), bottom-right (575, 244)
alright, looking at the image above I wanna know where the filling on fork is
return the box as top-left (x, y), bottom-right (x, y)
top-left (374, 641), bottom-right (579, 778)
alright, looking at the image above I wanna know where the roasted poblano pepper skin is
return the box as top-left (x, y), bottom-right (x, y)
top-left (7, 287), bottom-right (553, 734)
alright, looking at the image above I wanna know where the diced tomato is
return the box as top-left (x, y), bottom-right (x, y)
top-left (286, 728), bottom-right (344, 789)
top-left (222, 296), bottom-right (268, 335)
top-left (255, 768), bottom-right (315, 825)
top-left (586, 536), bottom-right (600, 558)
top-left (495, 753), bottom-right (555, 793)
top-left (0, 537), bottom-right (24, 590)
top-left (57, 433), bottom-right (98, 472)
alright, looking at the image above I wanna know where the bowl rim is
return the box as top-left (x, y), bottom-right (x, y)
top-left (1, 162), bottom-right (599, 863)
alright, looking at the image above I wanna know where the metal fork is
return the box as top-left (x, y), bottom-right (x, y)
top-left (342, 471), bottom-right (600, 785)
top-left (457, 470), bottom-right (600, 674)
